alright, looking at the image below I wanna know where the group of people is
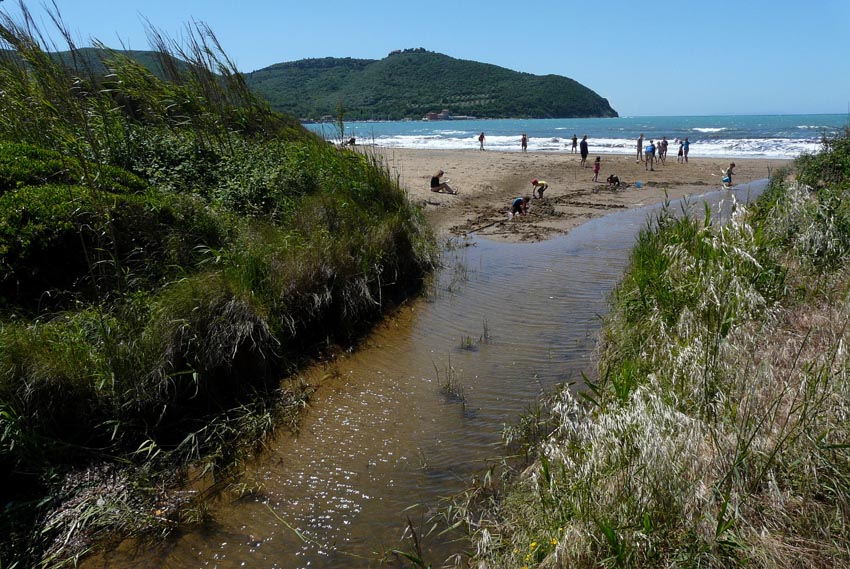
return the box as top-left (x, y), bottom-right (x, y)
top-left (435, 131), bottom-right (738, 220)
top-left (636, 134), bottom-right (691, 169)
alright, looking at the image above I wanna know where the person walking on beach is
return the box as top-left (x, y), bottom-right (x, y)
top-left (592, 156), bottom-right (601, 182)
top-left (478, 132), bottom-right (485, 151)
top-left (636, 133), bottom-right (644, 163)
top-left (722, 163), bottom-right (736, 188)
top-left (660, 137), bottom-right (668, 164)
top-left (683, 137), bottom-right (690, 163)
top-left (579, 135), bottom-right (589, 167)
top-left (430, 170), bottom-right (457, 194)
top-left (509, 196), bottom-right (530, 219)
top-left (645, 140), bottom-right (655, 171)
top-left (571, 134), bottom-right (578, 154)
top-left (521, 133), bottom-right (528, 152)
top-left (677, 140), bottom-right (684, 163)
top-left (531, 178), bottom-right (548, 198)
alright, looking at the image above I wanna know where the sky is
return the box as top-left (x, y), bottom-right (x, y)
top-left (2, 0), bottom-right (849, 117)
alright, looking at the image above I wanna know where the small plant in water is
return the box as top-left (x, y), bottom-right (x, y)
top-left (435, 359), bottom-right (467, 411)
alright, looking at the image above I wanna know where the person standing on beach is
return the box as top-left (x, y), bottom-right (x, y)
top-left (571, 134), bottom-right (578, 154)
top-left (645, 140), bottom-right (655, 171)
top-left (683, 137), bottom-right (690, 163)
top-left (722, 163), bottom-right (736, 188)
top-left (592, 156), bottom-right (601, 182)
top-left (677, 140), bottom-right (684, 163)
top-left (521, 133), bottom-right (528, 152)
top-left (579, 135), bottom-right (589, 167)
top-left (479, 132), bottom-right (485, 151)
top-left (660, 137), bottom-right (668, 164)
top-left (636, 133), bottom-right (644, 163)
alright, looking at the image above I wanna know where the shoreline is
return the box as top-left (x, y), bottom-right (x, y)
top-left (373, 147), bottom-right (790, 243)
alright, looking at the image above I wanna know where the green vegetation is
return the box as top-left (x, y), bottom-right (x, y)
top-left (0, 8), bottom-right (435, 568)
top-left (452, 127), bottom-right (850, 567)
top-left (244, 50), bottom-right (618, 120)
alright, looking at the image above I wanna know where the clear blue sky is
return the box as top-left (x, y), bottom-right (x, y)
top-left (4, 0), bottom-right (850, 116)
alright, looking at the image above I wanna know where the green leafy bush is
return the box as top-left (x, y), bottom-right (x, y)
top-left (0, 184), bottom-right (230, 310)
top-left (0, 141), bottom-right (147, 196)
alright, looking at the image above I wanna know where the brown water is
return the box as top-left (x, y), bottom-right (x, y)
top-left (88, 184), bottom-right (764, 568)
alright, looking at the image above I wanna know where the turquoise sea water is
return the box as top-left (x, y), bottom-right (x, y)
top-left (306, 114), bottom-right (848, 159)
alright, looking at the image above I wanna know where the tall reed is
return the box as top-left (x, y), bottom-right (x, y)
top-left (459, 129), bottom-right (850, 567)
top-left (0, 4), bottom-right (436, 566)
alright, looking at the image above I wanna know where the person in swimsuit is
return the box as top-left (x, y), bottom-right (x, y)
top-left (645, 141), bottom-right (655, 171)
top-left (683, 137), bottom-right (690, 163)
top-left (478, 132), bottom-right (485, 150)
top-left (722, 162), bottom-right (736, 188)
top-left (579, 135), bottom-right (589, 167)
top-left (430, 170), bottom-right (456, 194)
top-left (636, 133), bottom-right (644, 163)
top-left (593, 156), bottom-right (601, 181)
top-left (510, 196), bottom-right (530, 218)
top-left (521, 133), bottom-right (528, 152)
top-left (677, 140), bottom-right (684, 163)
top-left (607, 174), bottom-right (621, 188)
top-left (531, 178), bottom-right (548, 198)
top-left (571, 134), bottom-right (578, 154)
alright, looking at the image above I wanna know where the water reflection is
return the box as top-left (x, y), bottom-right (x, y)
top-left (88, 183), bottom-right (764, 568)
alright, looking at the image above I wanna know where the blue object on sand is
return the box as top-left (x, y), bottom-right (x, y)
top-left (636, 181), bottom-right (642, 188)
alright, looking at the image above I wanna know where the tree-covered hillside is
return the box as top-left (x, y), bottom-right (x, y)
top-left (244, 50), bottom-right (618, 120)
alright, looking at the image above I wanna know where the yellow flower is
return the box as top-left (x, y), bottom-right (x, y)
top-left (551, 538), bottom-right (558, 545)
top-left (530, 541), bottom-right (537, 549)
top-left (513, 548), bottom-right (519, 554)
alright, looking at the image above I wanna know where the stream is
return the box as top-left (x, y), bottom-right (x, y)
top-left (87, 182), bottom-right (765, 568)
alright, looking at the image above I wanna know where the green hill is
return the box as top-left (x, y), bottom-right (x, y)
top-left (14, 47), bottom-right (617, 121)
top-left (244, 49), bottom-right (618, 120)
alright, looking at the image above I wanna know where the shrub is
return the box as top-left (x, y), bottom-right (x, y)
top-left (0, 141), bottom-right (147, 196)
top-left (0, 184), bottom-right (231, 310)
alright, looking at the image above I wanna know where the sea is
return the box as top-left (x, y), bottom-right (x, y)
top-left (305, 114), bottom-right (849, 159)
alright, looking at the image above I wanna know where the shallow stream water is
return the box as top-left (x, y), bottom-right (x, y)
top-left (87, 183), bottom-right (764, 568)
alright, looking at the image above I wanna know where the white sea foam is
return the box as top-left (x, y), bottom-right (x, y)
top-left (370, 134), bottom-right (819, 158)
top-left (312, 116), bottom-right (845, 159)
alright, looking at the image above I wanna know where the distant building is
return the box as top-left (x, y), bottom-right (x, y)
top-left (422, 110), bottom-right (477, 121)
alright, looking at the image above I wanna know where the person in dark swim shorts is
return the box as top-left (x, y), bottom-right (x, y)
top-left (510, 196), bottom-right (530, 218)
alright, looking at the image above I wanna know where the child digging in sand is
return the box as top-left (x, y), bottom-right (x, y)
top-left (531, 178), bottom-right (548, 198)
top-left (509, 196), bottom-right (530, 219)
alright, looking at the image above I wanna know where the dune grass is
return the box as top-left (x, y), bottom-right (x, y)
top-left (0, 5), bottom-right (436, 567)
top-left (455, 127), bottom-right (850, 567)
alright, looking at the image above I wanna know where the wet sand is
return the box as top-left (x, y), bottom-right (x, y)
top-left (374, 147), bottom-right (789, 242)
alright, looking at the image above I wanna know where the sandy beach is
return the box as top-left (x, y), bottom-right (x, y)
top-left (374, 147), bottom-right (790, 242)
